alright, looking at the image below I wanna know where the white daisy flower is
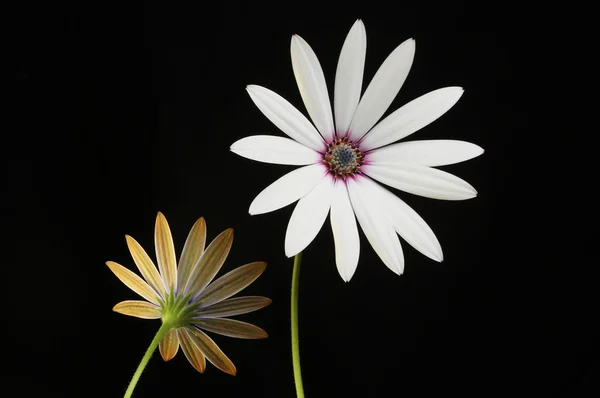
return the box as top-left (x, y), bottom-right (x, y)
top-left (231, 20), bottom-right (483, 281)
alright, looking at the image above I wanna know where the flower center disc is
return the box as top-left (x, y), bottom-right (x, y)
top-left (324, 138), bottom-right (364, 177)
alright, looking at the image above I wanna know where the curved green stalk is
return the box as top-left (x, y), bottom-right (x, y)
top-left (291, 252), bottom-right (304, 398)
top-left (124, 321), bottom-right (173, 398)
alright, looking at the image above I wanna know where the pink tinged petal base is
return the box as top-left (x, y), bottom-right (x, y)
top-left (367, 139), bottom-right (484, 167)
top-left (330, 180), bottom-right (360, 282)
top-left (291, 35), bottom-right (335, 142)
top-left (363, 163), bottom-right (477, 201)
top-left (246, 85), bottom-right (325, 152)
top-left (362, 177), bottom-right (443, 262)
top-left (249, 163), bottom-right (329, 215)
top-left (334, 19), bottom-right (366, 136)
top-left (230, 135), bottom-right (322, 166)
top-left (284, 175), bottom-right (334, 257)
top-left (359, 87), bottom-right (465, 150)
top-left (348, 38), bottom-right (416, 142)
top-left (347, 176), bottom-right (404, 274)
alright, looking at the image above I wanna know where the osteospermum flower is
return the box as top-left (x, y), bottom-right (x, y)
top-left (231, 20), bottom-right (484, 281)
top-left (106, 212), bottom-right (270, 375)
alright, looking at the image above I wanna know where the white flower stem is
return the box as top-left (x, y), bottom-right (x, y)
top-left (291, 252), bottom-right (305, 398)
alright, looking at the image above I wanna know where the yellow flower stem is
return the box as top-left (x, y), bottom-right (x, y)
top-left (291, 252), bottom-right (304, 398)
top-left (124, 320), bottom-right (173, 398)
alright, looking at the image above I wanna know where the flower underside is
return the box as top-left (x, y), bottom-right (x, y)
top-left (159, 290), bottom-right (195, 327)
top-left (324, 137), bottom-right (364, 177)
top-left (107, 213), bottom-right (271, 375)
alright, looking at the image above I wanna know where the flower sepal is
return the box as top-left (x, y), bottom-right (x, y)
top-left (158, 288), bottom-right (196, 331)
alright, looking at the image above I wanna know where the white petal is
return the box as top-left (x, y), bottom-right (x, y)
top-left (362, 162), bottom-right (477, 201)
top-left (284, 175), bottom-right (334, 257)
top-left (231, 135), bottom-right (322, 166)
top-left (347, 176), bottom-right (404, 275)
top-left (291, 35), bottom-right (335, 142)
top-left (366, 179), bottom-right (443, 262)
top-left (334, 20), bottom-right (366, 137)
top-left (367, 139), bottom-right (484, 167)
top-left (330, 179), bottom-right (360, 281)
top-left (360, 87), bottom-right (464, 150)
top-left (348, 38), bottom-right (415, 142)
top-left (249, 164), bottom-right (328, 215)
top-left (246, 85), bottom-right (326, 151)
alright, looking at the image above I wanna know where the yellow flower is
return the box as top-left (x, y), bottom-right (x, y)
top-left (106, 212), bottom-right (271, 375)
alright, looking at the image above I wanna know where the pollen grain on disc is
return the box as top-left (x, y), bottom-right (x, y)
top-left (324, 137), bottom-right (364, 177)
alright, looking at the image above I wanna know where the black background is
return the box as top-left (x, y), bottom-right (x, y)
top-left (9, 1), bottom-right (595, 397)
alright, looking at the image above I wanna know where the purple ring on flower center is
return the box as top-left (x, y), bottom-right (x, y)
top-left (323, 137), bottom-right (364, 177)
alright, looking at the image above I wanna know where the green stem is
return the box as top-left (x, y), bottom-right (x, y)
top-left (123, 321), bottom-right (173, 398)
top-left (291, 252), bottom-right (304, 398)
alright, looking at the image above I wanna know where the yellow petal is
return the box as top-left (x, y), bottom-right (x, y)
top-left (189, 327), bottom-right (236, 375)
top-left (194, 318), bottom-right (268, 339)
top-left (177, 217), bottom-right (207, 292)
top-left (106, 261), bottom-right (160, 305)
top-left (159, 328), bottom-right (179, 361)
top-left (177, 329), bottom-right (206, 373)
top-left (155, 212), bottom-right (177, 291)
top-left (185, 229), bottom-right (233, 297)
top-left (126, 235), bottom-right (165, 297)
top-left (194, 296), bottom-right (272, 318)
top-left (195, 262), bottom-right (267, 308)
top-left (113, 300), bottom-right (161, 319)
